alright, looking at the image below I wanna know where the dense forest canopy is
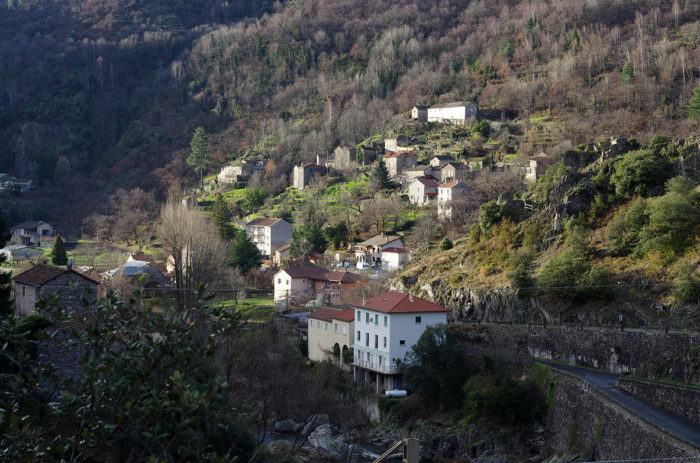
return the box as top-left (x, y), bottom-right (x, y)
top-left (0, 0), bottom-right (699, 232)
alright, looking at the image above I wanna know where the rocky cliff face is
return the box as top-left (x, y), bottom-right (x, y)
top-left (392, 276), bottom-right (549, 324)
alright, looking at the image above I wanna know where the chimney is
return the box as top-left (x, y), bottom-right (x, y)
top-left (363, 298), bottom-right (366, 306)
top-left (409, 293), bottom-right (414, 302)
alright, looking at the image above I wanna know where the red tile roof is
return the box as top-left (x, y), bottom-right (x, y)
top-left (351, 291), bottom-right (449, 313)
top-left (309, 306), bottom-right (355, 322)
top-left (381, 247), bottom-right (410, 253)
top-left (14, 264), bottom-right (101, 286)
top-left (439, 180), bottom-right (466, 189)
top-left (417, 177), bottom-right (439, 187)
top-left (277, 266), bottom-right (363, 283)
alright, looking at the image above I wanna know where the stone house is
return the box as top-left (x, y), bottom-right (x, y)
top-left (384, 136), bottom-right (412, 153)
top-left (401, 165), bottom-right (434, 187)
top-left (494, 158), bottom-right (538, 183)
top-left (351, 291), bottom-right (450, 393)
top-left (407, 177), bottom-right (439, 205)
top-left (273, 244), bottom-right (291, 266)
top-left (466, 157), bottom-right (489, 172)
top-left (437, 180), bottom-right (468, 220)
top-left (10, 221), bottom-right (55, 246)
top-left (217, 159), bottom-right (267, 184)
top-left (333, 146), bottom-right (357, 170)
top-left (429, 154), bottom-right (455, 168)
top-left (293, 163), bottom-right (327, 190)
top-left (307, 306), bottom-right (355, 366)
top-left (411, 106), bottom-right (428, 122)
top-left (245, 218), bottom-right (293, 258)
top-left (273, 267), bottom-right (364, 306)
top-left (439, 162), bottom-right (465, 182)
top-left (13, 264), bottom-right (100, 317)
top-left (382, 152), bottom-right (418, 178)
top-left (427, 102), bottom-right (478, 124)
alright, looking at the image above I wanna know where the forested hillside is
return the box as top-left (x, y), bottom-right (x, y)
top-left (1, 0), bottom-right (700, 232)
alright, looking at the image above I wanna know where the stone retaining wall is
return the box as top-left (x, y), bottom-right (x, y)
top-left (617, 377), bottom-right (700, 424)
top-left (547, 369), bottom-right (699, 459)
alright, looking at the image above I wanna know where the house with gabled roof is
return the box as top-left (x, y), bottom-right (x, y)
top-left (429, 154), bottom-right (455, 168)
top-left (401, 165), bottom-right (435, 186)
top-left (350, 291), bottom-right (450, 393)
top-left (382, 152), bottom-right (418, 178)
top-left (408, 177), bottom-right (439, 206)
top-left (380, 247), bottom-right (412, 270)
top-left (354, 234), bottom-right (403, 267)
top-left (13, 264), bottom-right (100, 317)
top-left (411, 106), bottom-right (428, 122)
top-left (10, 221), bottom-right (55, 246)
top-left (293, 162), bottom-right (327, 190)
top-left (427, 102), bottom-right (478, 124)
top-left (273, 266), bottom-right (364, 306)
top-left (246, 217), bottom-right (293, 258)
top-left (438, 180), bottom-right (468, 220)
top-left (307, 306), bottom-right (355, 366)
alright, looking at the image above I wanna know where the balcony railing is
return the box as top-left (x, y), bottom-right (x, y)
top-left (353, 357), bottom-right (398, 374)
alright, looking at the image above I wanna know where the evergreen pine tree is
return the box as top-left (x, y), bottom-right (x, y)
top-left (51, 235), bottom-right (68, 266)
top-left (188, 126), bottom-right (212, 187)
top-left (621, 61), bottom-right (634, 85)
top-left (0, 212), bottom-right (11, 316)
top-left (225, 229), bottom-right (262, 275)
top-left (371, 157), bottom-right (391, 191)
top-left (687, 82), bottom-right (700, 119)
top-left (211, 194), bottom-right (235, 240)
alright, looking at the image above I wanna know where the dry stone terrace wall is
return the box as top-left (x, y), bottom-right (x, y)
top-left (617, 377), bottom-right (700, 425)
top-left (472, 324), bottom-right (700, 384)
top-left (547, 370), bottom-right (699, 460)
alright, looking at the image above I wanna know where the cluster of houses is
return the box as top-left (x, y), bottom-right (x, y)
top-left (306, 291), bottom-right (450, 393)
top-left (0, 173), bottom-right (33, 194)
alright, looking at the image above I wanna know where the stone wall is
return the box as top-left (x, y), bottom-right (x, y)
top-left (547, 369), bottom-right (699, 460)
top-left (477, 323), bottom-right (700, 383)
top-left (617, 377), bottom-right (700, 424)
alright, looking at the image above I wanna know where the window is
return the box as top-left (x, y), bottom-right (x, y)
top-left (383, 337), bottom-right (387, 348)
top-left (22, 286), bottom-right (25, 297)
top-left (365, 332), bottom-right (369, 347)
top-left (366, 312), bottom-right (369, 323)
top-left (357, 310), bottom-right (361, 321)
top-left (415, 316), bottom-right (422, 324)
top-left (317, 321), bottom-right (321, 329)
top-left (325, 323), bottom-right (328, 331)
top-left (384, 316), bottom-right (388, 327)
top-left (334, 323), bottom-right (339, 333)
top-left (399, 340), bottom-right (406, 345)
top-left (374, 316), bottom-right (378, 326)
top-left (286, 280), bottom-right (289, 284)
top-left (342, 326), bottom-right (347, 335)
top-left (374, 335), bottom-right (378, 349)
top-left (357, 331), bottom-right (361, 341)
top-left (277, 278), bottom-right (281, 284)
top-left (378, 355), bottom-right (383, 366)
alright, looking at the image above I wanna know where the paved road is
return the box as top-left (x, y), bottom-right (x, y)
top-left (537, 360), bottom-right (700, 449)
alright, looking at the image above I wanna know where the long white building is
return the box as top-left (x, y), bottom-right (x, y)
top-left (350, 291), bottom-right (450, 393)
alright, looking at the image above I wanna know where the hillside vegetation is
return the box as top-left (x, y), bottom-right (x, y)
top-left (1, 0), bottom-right (700, 232)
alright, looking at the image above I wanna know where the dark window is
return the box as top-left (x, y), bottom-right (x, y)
top-left (357, 331), bottom-right (360, 341)
top-left (365, 332), bottom-right (369, 346)
top-left (374, 335), bottom-right (378, 349)
top-left (415, 316), bottom-right (422, 324)
top-left (399, 340), bottom-right (405, 345)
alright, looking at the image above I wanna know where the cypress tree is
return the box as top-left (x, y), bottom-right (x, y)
top-left (188, 126), bottom-right (212, 187)
top-left (211, 194), bottom-right (235, 240)
top-left (51, 235), bottom-right (68, 266)
top-left (371, 157), bottom-right (391, 190)
top-left (621, 61), bottom-right (634, 85)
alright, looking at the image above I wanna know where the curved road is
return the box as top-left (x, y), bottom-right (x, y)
top-left (536, 360), bottom-right (700, 449)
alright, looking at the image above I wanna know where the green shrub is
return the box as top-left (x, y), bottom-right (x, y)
top-left (465, 373), bottom-right (545, 426)
top-left (578, 265), bottom-right (614, 300)
top-left (439, 237), bottom-right (453, 251)
top-left (378, 396), bottom-right (401, 418)
top-left (537, 250), bottom-right (587, 299)
top-left (609, 150), bottom-right (671, 201)
top-left (672, 260), bottom-right (700, 305)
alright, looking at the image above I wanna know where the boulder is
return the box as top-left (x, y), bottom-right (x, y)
top-left (267, 439), bottom-right (294, 456)
top-left (274, 419), bottom-right (297, 433)
top-left (301, 413), bottom-right (330, 436)
top-left (308, 424), bottom-right (348, 460)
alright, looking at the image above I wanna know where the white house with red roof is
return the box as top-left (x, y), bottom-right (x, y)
top-left (380, 247), bottom-right (412, 270)
top-left (307, 306), bottom-right (355, 366)
top-left (437, 179), bottom-right (468, 220)
top-left (245, 217), bottom-right (293, 258)
top-left (407, 177), bottom-right (439, 205)
top-left (350, 291), bottom-right (450, 393)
